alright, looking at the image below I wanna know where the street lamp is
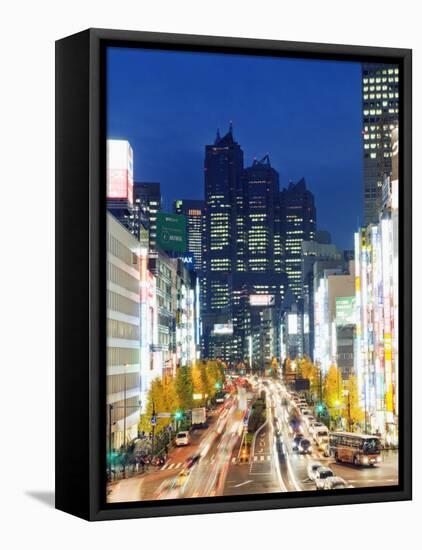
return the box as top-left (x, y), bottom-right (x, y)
top-left (343, 389), bottom-right (351, 432)
top-left (248, 335), bottom-right (252, 371)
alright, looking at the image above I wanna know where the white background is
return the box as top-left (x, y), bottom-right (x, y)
top-left (0, 0), bottom-right (419, 548)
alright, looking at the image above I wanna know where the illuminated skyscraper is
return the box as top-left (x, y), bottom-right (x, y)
top-left (133, 182), bottom-right (161, 252)
top-left (202, 124), bottom-right (244, 358)
top-left (362, 63), bottom-right (399, 225)
top-left (203, 124), bottom-right (244, 310)
top-left (242, 155), bottom-right (281, 273)
top-left (280, 178), bottom-right (316, 300)
top-left (301, 236), bottom-right (342, 359)
top-left (174, 199), bottom-right (205, 270)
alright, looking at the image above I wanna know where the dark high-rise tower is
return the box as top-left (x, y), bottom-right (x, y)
top-left (242, 155), bottom-right (280, 273)
top-left (280, 178), bottom-right (316, 300)
top-left (362, 63), bottom-right (399, 225)
top-left (201, 124), bottom-right (244, 359)
top-left (203, 124), bottom-right (244, 312)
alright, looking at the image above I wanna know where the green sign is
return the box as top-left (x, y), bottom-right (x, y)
top-left (156, 212), bottom-right (186, 253)
top-left (335, 296), bottom-right (355, 326)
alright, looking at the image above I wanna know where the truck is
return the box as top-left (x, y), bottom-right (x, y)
top-left (191, 407), bottom-right (207, 429)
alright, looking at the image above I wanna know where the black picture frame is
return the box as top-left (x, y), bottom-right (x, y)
top-left (55, 28), bottom-right (412, 521)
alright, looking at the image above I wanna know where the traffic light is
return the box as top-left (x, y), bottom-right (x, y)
top-left (107, 450), bottom-right (118, 464)
top-left (316, 403), bottom-right (324, 414)
top-left (215, 382), bottom-right (222, 390)
top-left (175, 410), bottom-right (184, 420)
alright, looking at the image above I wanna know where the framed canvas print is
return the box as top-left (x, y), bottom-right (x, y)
top-left (55, 28), bottom-right (412, 521)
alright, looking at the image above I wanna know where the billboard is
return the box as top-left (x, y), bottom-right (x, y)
top-left (249, 294), bottom-right (275, 307)
top-left (335, 296), bottom-right (355, 326)
top-left (106, 140), bottom-right (134, 206)
top-left (288, 313), bottom-right (298, 335)
top-left (156, 212), bottom-right (187, 253)
top-left (212, 324), bottom-right (233, 336)
top-left (178, 252), bottom-right (195, 271)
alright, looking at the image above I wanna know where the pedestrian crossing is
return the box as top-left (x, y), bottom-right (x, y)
top-left (252, 455), bottom-right (272, 462)
top-left (160, 454), bottom-right (272, 470)
top-left (160, 462), bottom-right (184, 471)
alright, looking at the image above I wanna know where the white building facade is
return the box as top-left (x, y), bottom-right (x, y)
top-left (107, 213), bottom-right (142, 450)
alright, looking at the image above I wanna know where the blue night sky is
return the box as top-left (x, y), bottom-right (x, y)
top-left (107, 47), bottom-right (363, 250)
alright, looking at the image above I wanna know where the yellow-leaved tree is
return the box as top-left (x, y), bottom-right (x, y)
top-left (206, 360), bottom-right (223, 397)
top-left (323, 364), bottom-right (344, 414)
top-left (191, 361), bottom-right (208, 405)
top-left (299, 356), bottom-right (320, 396)
top-left (139, 375), bottom-right (179, 435)
top-left (345, 375), bottom-right (364, 430)
top-left (139, 377), bottom-right (164, 434)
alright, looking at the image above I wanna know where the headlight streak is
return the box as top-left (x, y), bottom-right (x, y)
top-left (272, 381), bottom-right (305, 492)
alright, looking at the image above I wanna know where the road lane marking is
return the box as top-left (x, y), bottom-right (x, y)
top-left (231, 457), bottom-right (236, 463)
top-left (168, 463), bottom-right (175, 469)
top-left (234, 480), bottom-right (253, 488)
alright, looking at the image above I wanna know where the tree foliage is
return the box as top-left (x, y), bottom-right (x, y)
top-left (323, 364), bottom-right (344, 413)
top-left (299, 356), bottom-right (321, 397)
top-left (345, 375), bottom-right (365, 428)
top-left (175, 365), bottom-right (193, 411)
top-left (139, 360), bottom-right (227, 435)
top-left (139, 377), bottom-right (169, 434)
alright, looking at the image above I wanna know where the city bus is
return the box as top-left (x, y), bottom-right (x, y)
top-left (329, 432), bottom-right (382, 466)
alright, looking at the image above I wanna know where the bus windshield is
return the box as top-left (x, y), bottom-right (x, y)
top-left (362, 438), bottom-right (381, 454)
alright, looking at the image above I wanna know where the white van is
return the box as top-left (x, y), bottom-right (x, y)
top-left (314, 427), bottom-right (329, 450)
top-left (175, 431), bottom-right (190, 446)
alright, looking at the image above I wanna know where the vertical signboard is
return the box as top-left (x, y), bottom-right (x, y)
top-left (156, 212), bottom-right (187, 253)
top-left (335, 296), bottom-right (355, 326)
top-left (106, 139), bottom-right (134, 206)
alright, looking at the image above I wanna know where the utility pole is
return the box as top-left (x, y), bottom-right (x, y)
top-left (348, 392), bottom-right (352, 432)
top-left (123, 363), bottom-right (128, 451)
top-left (319, 366), bottom-right (322, 403)
top-left (151, 401), bottom-right (156, 457)
top-left (108, 404), bottom-right (113, 479)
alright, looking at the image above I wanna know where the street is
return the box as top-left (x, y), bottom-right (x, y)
top-left (107, 379), bottom-right (398, 502)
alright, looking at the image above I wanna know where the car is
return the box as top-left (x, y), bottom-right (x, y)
top-left (310, 421), bottom-right (324, 435)
top-left (175, 468), bottom-right (190, 487)
top-left (175, 431), bottom-right (190, 446)
top-left (322, 476), bottom-right (351, 490)
top-left (306, 415), bottom-right (315, 425)
top-left (307, 462), bottom-right (324, 481)
top-left (314, 427), bottom-right (330, 449)
top-left (308, 420), bottom-right (318, 435)
top-left (298, 438), bottom-right (311, 454)
top-left (315, 467), bottom-right (334, 489)
top-left (292, 434), bottom-right (304, 451)
top-left (184, 454), bottom-right (201, 468)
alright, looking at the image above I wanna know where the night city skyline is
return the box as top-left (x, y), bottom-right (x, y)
top-left (105, 47), bottom-right (399, 503)
top-left (107, 47), bottom-right (363, 249)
